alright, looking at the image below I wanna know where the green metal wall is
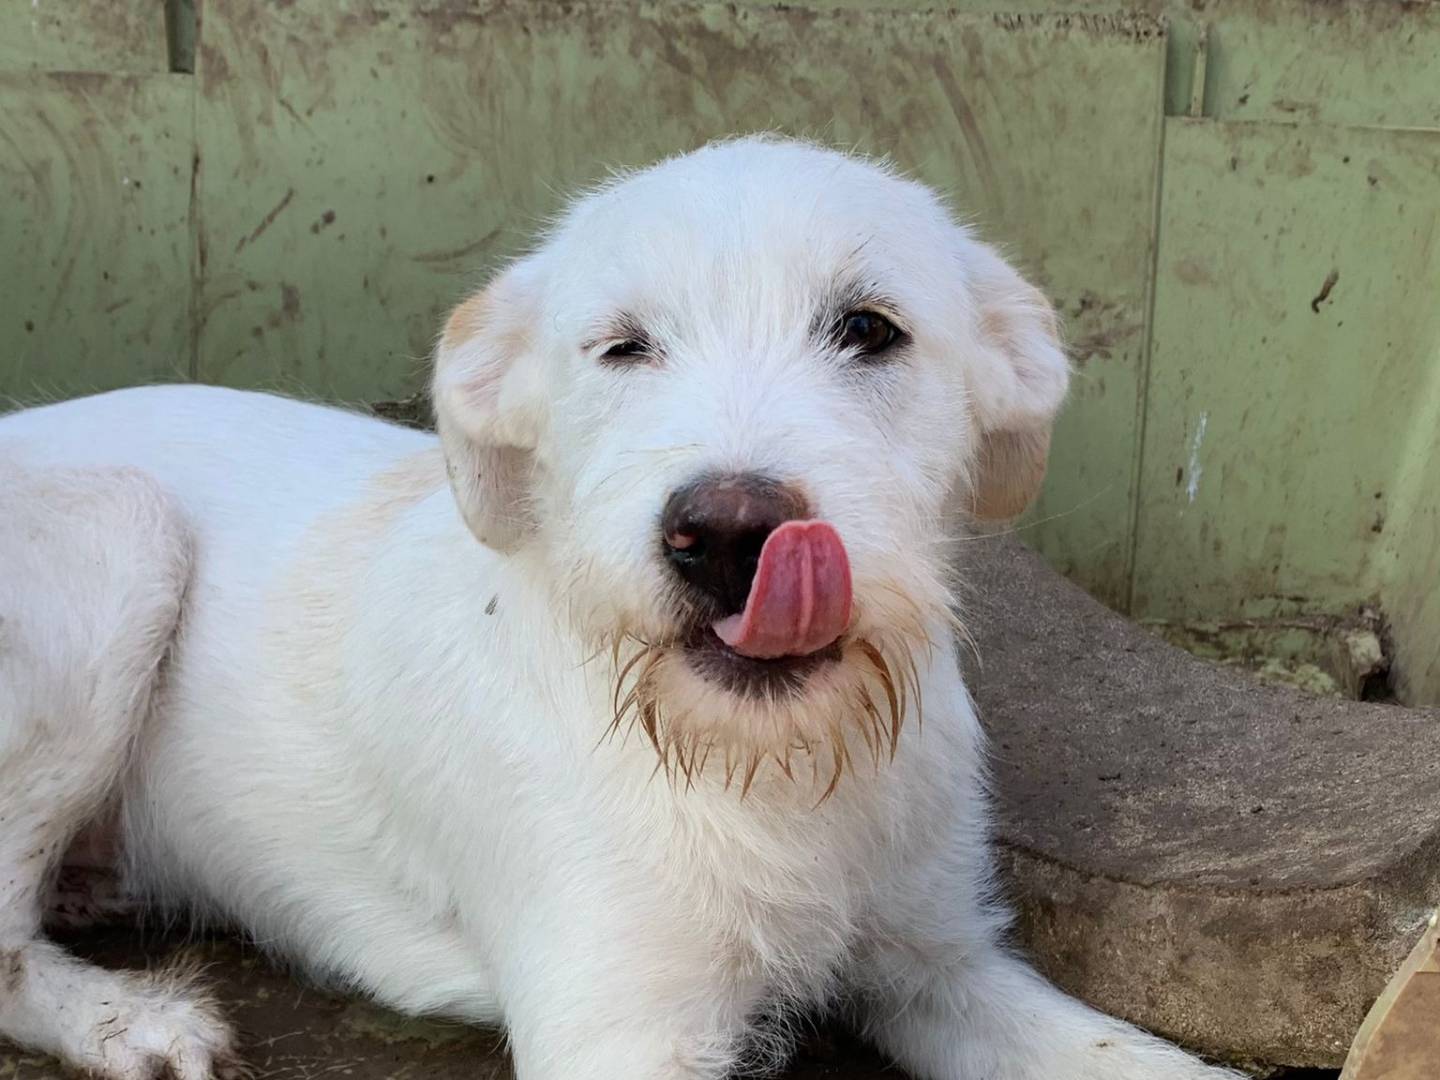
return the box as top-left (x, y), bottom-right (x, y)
top-left (2, 1), bottom-right (1437, 702)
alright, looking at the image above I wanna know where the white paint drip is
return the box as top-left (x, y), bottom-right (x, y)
top-left (1186, 411), bottom-right (1208, 504)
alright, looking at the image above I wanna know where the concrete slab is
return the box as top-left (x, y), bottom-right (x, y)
top-left (964, 535), bottom-right (1440, 1069)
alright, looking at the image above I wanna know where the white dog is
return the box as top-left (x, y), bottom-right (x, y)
top-left (0, 137), bottom-right (1239, 1080)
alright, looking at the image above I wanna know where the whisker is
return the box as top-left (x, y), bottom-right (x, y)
top-left (739, 749), bottom-right (764, 799)
top-left (814, 726), bottom-right (850, 806)
top-left (856, 641), bottom-right (902, 760)
top-left (773, 747), bottom-right (795, 782)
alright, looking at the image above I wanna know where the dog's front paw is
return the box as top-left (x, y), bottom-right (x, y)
top-left (1075, 1034), bottom-right (1245, 1080)
top-left (65, 969), bottom-right (242, 1080)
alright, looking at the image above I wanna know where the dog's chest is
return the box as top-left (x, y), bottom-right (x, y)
top-left (661, 780), bottom-right (897, 1003)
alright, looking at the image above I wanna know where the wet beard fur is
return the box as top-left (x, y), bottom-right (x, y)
top-left (600, 601), bottom-right (952, 804)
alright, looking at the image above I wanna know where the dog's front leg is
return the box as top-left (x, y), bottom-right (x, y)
top-left (847, 810), bottom-right (1243, 1080)
top-left (508, 1027), bottom-right (741, 1080)
top-left (848, 746), bottom-right (1240, 1080)
top-left (854, 939), bottom-right (1245, 1080)
top-left (500, 951), bottom-right (757, 1080)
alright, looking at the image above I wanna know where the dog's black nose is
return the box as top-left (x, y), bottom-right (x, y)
top-left (661, 474), bottom-right (810, 616)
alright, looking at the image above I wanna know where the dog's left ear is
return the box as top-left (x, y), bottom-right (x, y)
top-left (961, 243), bottom-right (1071, 521)
top-left (431, 263), bottom-right (547, 553)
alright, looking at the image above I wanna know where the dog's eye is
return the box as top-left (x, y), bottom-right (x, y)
top-left (837, 310), bottom-right (904, 358)
top-left (601, 339), bottom-right (650, 365)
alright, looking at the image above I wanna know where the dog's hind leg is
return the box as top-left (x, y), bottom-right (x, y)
top-left (0, 466), bottom-right (238, 1079)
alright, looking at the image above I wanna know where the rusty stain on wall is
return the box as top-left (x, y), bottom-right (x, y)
top-left (235, 187), bottom-right (295, 253)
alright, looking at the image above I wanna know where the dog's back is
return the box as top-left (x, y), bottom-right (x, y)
top-left (2, 385), bottom-right (430, 547)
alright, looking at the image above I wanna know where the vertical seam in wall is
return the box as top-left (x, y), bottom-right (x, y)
top-left (186, 71), bottom-right (200, 382)
top-left (1123, 36), bottom-right (1173, 616)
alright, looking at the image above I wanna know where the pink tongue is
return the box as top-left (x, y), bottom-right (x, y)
top-left (713, 520), bottom-right (853, 659)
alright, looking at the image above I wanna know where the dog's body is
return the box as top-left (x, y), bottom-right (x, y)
top-left (1, 139), bottom-right (1237, 1079)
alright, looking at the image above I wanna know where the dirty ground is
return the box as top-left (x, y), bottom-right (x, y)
top-left (0, 926), bottom-right (1341, 1079)
top-left (2, 926), bottom-right (903, 1079)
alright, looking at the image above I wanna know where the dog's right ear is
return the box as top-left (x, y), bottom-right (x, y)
top-left (431, 265), bottom-right (546, 553)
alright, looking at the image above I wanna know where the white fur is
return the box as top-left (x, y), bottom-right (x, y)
top-left (0, 138), bottom-right (1239, 1079)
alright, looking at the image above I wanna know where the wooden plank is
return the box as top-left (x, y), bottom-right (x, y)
top-left (0, 1), bottom-right (169, 74)
top-left (1342, 909), bottom-right (1440, 1080)
top-left (1135, 119), bottom-right (1440, 702)
top-left (0, 73), bottom-right (194, 401)
top-left (1199, 0), bottom-right (1440, 129)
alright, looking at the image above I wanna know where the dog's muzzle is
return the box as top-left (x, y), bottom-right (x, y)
top-left (660, 473), bottom-right (851, 696)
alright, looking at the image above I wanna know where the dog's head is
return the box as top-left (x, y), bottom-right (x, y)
top-left (433, 137), bottom-right (1067, 792)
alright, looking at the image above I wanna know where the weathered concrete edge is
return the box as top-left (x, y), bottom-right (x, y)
top-left (997, 840), bottom-right (1440, 1068)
